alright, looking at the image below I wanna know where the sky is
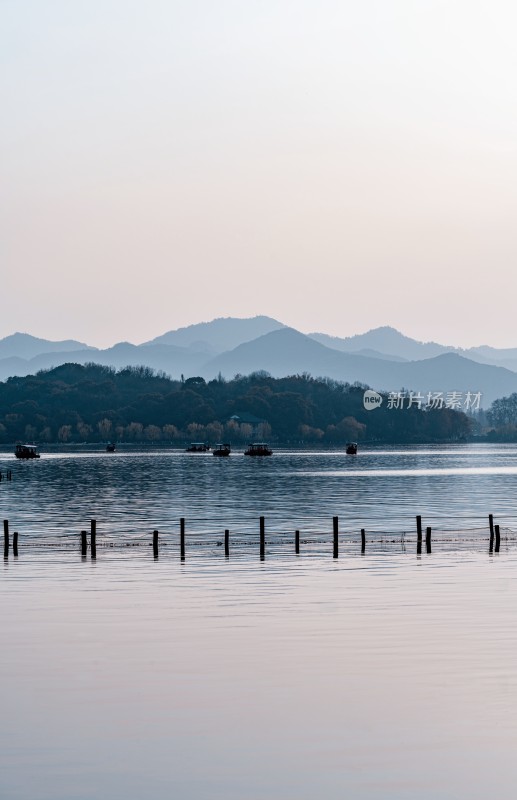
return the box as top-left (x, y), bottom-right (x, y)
top-left (2, 0), bottom-right (517, 349)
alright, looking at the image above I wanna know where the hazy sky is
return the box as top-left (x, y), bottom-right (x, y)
top-left (2, 1), bottom-right (516, 348)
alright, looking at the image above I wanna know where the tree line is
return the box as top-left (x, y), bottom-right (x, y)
top-left (485, 393), bottom-right (517, 441)
top-left (0, 363), bottom-right (472, 445)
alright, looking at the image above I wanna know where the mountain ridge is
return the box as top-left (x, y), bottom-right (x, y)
top-left (0, 332), bottom-right (96, 360)
top-left (309, 326), bottom-right (453, 361)
top-left (2, 318), bottom-right (517, 405)
top-left (145, 315), bottom-right (285, 353)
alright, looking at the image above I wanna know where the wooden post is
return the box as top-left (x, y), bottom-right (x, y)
top-left (333, 516), bottom-right (338, 559)
top-left (3, 519), bottom-right (8, 558)
top-left (495, 524), bottom-right (501, 553)
top-left (81, 530), bottom-right (87, 556)
top-left (180, 517), bottom-right (185, 561)
top-left (224, 529), bottom-right (229, 558)
top-left (13, 531), bottom-right (18, 557)
top-left (361, 528), bottom-right (366, 553)
top-left (416, 515), bottom-right (422, 542)
top-left (295, 529), bottom-right (300, 555)
top-left (90, 519), bottom-right (97, 559)
top-left (489, 514), bottom-right (494, 552)
top-left (260, 516), bottom-right (265, 560)
top-left (153, 530), bottom-right (159, 558)
top-left (426, 526), bottom-right (431, 554)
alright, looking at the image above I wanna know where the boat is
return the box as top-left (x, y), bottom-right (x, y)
top-left (106, 443), bottom-right (116, 452)
top-left (213, 443), bottom-right (231, 457)
top-left (244, 442), bottom-right (273, 456)
top-left (186, 442), bottom-right (211, 452)
top-left (15, 444), bottom-right (40, 459)
top-left (346, 442), bottom-right (358, 455)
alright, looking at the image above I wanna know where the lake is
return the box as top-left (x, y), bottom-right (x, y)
top-left (1, 444), bottom-right (517, 798)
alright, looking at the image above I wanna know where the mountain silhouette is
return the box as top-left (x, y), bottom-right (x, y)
top-left (2, 318), bottom-right (517, 405)
top-left (145, 315), bottom-right (285, 353)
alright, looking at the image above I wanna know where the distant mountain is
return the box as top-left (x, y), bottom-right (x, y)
top-left (205, 327), bottom-right (345, 378)
top-left (92, 342), bottom-right (207, 374)
top-left (309, 327), bottom-right (453, 361)
top-left (465, 346), bottom-right (517, 373)
top-left (145, 315), bottom-right (285, 353)
top-left (473, 345), bottom-right (517, 360)
top-left (203, 328), bottom-right (517, 405)
top-left (0, 356), bottom-right (34, 379)
top-left (0, 332), bottom-right (95, 360)
top-left (3, 318), bottom-right (517, 406)
top-left (387, 353), bottom-right (517, 405)
top-left (353, 348), bottom-right (407, 362)
top-left (309, 327), bottom-right (517, 372)
top-left (0, 342), bottom-right (207, 382)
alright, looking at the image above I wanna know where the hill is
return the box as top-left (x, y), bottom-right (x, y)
top-left (0, 364), bottom-right (471, 445)
top-left (145, 315), bottom-right (285, 353)
top-left (309, 327), bottom-right (452, 360)
top-left (0, 332), bottom-right (95, 360)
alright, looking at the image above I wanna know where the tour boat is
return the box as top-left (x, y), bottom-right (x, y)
top-left (213, 443), bottom-right (231, 457)
top-left (14, 444), bottom-right (40, 459)
top-left (244, 443), bottom-right (273, 456)
top-left (186, 442), bottom-right (210, 452)
top-left (346, 442), bottom-right (358, 455)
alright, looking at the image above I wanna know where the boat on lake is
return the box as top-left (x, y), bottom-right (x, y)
top-left (186, 442), bottom-right (211, 452)
top-left (15, 444), bottom-right (40, 459)
top-left (244, 442), bottom-right (273, 456)
top-left (346, 442), bottom-right (358, 455)
top-left (213, 443), bottom-right (231, 457)
top-left (106, 443), bottom-right (116, 452)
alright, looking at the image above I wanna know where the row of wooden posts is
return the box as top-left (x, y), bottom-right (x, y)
top-left (3, 514), bottom-right (503, 560)
top-left (0, 470), bottom-right (13, 482)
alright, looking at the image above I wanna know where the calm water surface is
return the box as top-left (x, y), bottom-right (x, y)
top-left (1, 445), bottom-right (517, 798)
top-left (1, 443), bottom-right (517, 539)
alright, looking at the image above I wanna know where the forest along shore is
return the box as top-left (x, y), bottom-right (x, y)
top-left (0, 364), bottom-right (471, 445)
